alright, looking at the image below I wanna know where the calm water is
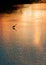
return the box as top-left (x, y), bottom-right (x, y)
top-left (0, 4), bottom-right (46, 65)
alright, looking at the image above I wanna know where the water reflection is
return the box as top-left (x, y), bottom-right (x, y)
top-left (0, 4), bottom-right (46, 65)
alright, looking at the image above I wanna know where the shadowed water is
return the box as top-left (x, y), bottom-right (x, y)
top-left (0, 4), bottom-right (46, 65)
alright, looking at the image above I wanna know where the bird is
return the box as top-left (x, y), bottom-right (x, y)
top-left (12, 24), bottom-right (17, 30)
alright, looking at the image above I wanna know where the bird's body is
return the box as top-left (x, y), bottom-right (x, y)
top-left (12, 24), bottom-right (17, 30)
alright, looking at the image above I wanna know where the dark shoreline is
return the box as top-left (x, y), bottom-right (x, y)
top-left (0, 0), bottom-right (46, 13)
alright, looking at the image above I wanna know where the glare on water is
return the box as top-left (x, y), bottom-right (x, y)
top-left (0, 3), bottom-right (46, 65)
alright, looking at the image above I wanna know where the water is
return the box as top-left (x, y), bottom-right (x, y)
top-left (0, 4), bottom-right (46, 65)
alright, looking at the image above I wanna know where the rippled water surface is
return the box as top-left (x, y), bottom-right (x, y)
top-left (0, 4), bottom-right (46, 65)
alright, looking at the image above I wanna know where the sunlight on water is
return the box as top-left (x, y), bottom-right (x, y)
top-left (0, 3), bottom-right (46, 65)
